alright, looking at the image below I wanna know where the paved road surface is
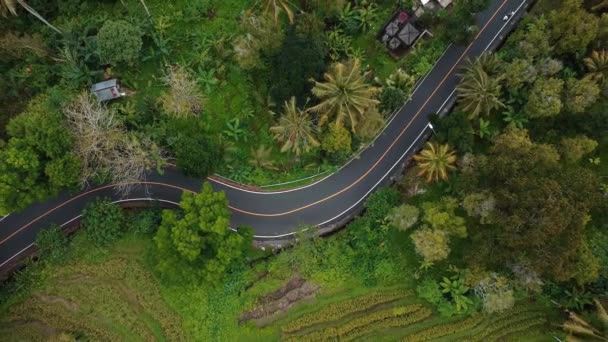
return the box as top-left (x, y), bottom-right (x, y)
top-left (0, 0), bottom-right (528, 268)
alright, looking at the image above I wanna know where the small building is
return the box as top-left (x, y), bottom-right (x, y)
top-left (378, 11), bottom-right (422, 58)
top-left (91, 79), bottom-right (124, 102)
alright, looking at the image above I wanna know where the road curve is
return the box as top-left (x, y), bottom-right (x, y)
top-left (0, 0), bottom-right (527, 267)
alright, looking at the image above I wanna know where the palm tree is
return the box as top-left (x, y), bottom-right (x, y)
top-left (476, 52), bottom-right (501, 75)
top-left (563, 298), bottom-right (608, 341)
top-left (584, 50), bottom-right (608, 86)
top-left (260, 0), bottom-right (295, 25)
top-left (309, 59), bottom-right (379, 132)
top-left (414, 142), bottom-right (457, 183)
top-left (270, 97), bottom-right (319, 157)
top-left (249, 145), bottom-right (278, 170)
top-left (1, 0), bottom-right (62, 33)
top-left (457, 59), bottom-right (504, 119)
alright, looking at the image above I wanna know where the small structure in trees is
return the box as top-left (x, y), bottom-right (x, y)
top-left (91, 79), bottom-right (124, 102)
top-left (378, 11), bottom-right (422, 58)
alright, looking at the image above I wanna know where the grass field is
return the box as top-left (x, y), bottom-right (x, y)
top-left (0, 205), bottom-right (560, 342)
top-left (0, 235), bottom-right (184, 341)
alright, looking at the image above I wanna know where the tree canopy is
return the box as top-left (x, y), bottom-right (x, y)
top-left (154, 183), bottom-right (250, 284)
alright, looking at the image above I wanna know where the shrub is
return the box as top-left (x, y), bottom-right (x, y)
top-left (97, 20), bottom-right (143, 66)
top-left (127, 209), bottom-right (161, 235)
top-left (411, 227), bottom-right (450, 264)
top-left (378, 87), bottom-right (407, 115)
top-left (160, 66), bottom-right (204, 118)
top-left (321, 122), bottom-right (352, 159)
top-left (35, 224), bottom-right (68, 261)
top-left (387, 204), bottom-right (420, 231)
top-left (364, 187), bottom-right (401, 222)
top-left (81, 198), bottom-right (124, 246)
top-left (165, 118), bottom-right (223, 177)
top-left (416, 278), bottom-right (444, 305)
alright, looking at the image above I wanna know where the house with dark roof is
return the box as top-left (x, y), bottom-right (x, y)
top-left (378, 11), bottom-right (422, 58)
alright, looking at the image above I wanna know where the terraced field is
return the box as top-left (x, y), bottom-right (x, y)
top-left (0, 241), bottom-right (185, 341)
top-left (276, 288), bottom-right (553, 341)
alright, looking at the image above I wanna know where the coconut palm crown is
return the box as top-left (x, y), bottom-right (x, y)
top-left (309, 59), bottom-right (379, 133)
top-left (414, 142), bottom-right (457, 183)
top-left (456, 59), bottom-right (504, 119)
top-left (270, 97), bottom-right (319, 156)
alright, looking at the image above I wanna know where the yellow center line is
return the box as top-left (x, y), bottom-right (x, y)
top-left (1, 0), bottom-right (509, 246)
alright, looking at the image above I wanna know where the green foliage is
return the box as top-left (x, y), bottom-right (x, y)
top-left (378, 87), bottom-right (407, 115)
top-left (463, 128), bottom-right (602, 281)
top-left (387, 204), bottom-right (420, 231)
top-left (364, 187), bottom-right (401, 222)
top-left (0, 91), bottom-right (80, 215)
top-left (439, 275), bottom-right (473, 312)
top-left (233, 13), bottom-right (284, 69)
top-left (547, 0), bottom-right (599, 55)
top-left (416, 278), bottom-right (444, 305)
top-left (565, 77), bottom-right (601, 114)
top-left (82, 198), bottom-right (124, 246)
top-left (560, 135), bottom-right (599, 163)
top-left (153, 183), bottom-right (249, 285)
top-left (126, 208), bottom-right (161, 235)
top-left (97, 20), bottom-right (143, 66)
top-left (321, 122), bottom-right (352, 159)
top-left (411, 227), bottom-right (451, 264)
top-left (431, 111), bottom-right (475, 153)
top-left (35, 224), bottom-right (68, 262)
top-left (421, 197), bottom-right (467, 238)
top-left (264, 27), bottom-right (327, 106)
top-left (525, 77), bottom-right (564, 118)
top-left (164, 117), bottom-right (223, 177)
top-left (462, 191), bottom-right (496, 224)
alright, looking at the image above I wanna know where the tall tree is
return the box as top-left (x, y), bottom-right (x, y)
top-left (270, 96), bottom-right (319, 156)
top-left (565, 77), bottom-right (601, 114)
top-left (0, 0), bottom-right (62, 33)
top-left (414, 142), bottom-right (457, 183)
top-left (457, 60), bottom-right (504, 119)
top-left (0, 92), bottom-right (80, 215)
top-left (309, 59), bottom-right (379, 132)
top-left (463, 128), bottom-right (601, 281)
top-left (525, 77), bottom-right (564, 118)
top-left (547, 0), bottom-right (598, 55)
top-left (154, 183), bottom-right (249, 284)
top-left (65, 93), bottom-right (165, 196)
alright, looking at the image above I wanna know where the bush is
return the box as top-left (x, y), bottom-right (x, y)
top-left (387, 204), bottom-right (420, 231)
top-left (321, 122), bottom-right (352, 160)
top-left (165, 118), bottom-right (223, 177)
top-left (81, 198), bottom-right (124, 246)
top-left (416, 278), bottom-right (444, 305)
top-left (378, 87), bottom-right (407, 115)
top-left (97, 20), bottom-right (143, 66)
top-left (35, 224), bottom-right (68, 261)
top-left (127, 208), bottom-right (161, 235)
top-left (364, 187), bottom-right (401, 222)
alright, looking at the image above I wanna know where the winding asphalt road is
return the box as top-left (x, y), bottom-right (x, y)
top-left (0, 0), bottom-right (528, 268)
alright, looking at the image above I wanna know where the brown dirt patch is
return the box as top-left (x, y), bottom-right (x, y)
top-left (240, 275), bottom-right (320, 326)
